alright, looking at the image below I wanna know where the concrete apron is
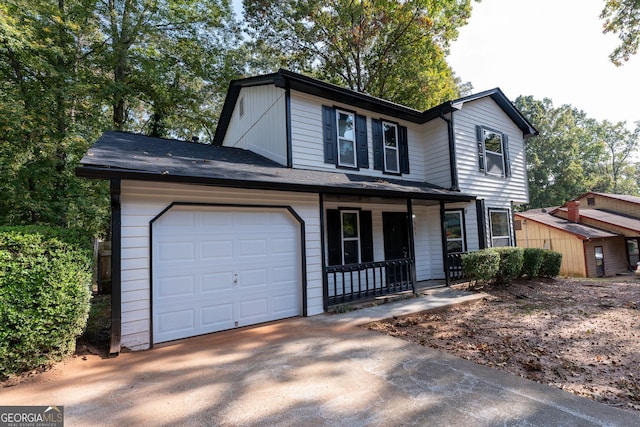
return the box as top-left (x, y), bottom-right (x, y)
top-left (2, 296), bottom-right (640, 426)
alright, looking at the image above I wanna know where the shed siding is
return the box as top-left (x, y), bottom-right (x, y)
top-left (119, 180), bottom-right (321, 350)
top-left (222, 85), bottom-right (288, 165)
top-left (585, 238), bottom-right (628, 277)
top-left (290, 91), bottom-right (427, 182)
top-left (454, 97), bottom-right (529, 204)
top-left (578, 194), bottom-right (640, 217)
top-left (514, 216), bottom-right (587, 277)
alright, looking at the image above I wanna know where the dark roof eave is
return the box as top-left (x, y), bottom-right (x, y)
top-left (75, 166), bottom-right (475, 203)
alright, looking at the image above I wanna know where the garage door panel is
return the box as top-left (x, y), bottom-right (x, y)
top-left (201, 240), bottom-right (233, 260)
top-left (153, 207), bottom-right (301, 344)
top-left (201, 303), bottom-right (234, 329)
top-left (201, 272), bottom-right (234, 292)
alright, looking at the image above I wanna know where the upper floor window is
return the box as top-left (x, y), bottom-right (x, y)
top-left (337, 110), bottom-right (356, 167)
top-left (445, 210), bottom-right (466, 253)
top-left (383, 121), bottom-right (399, 173)
top-left (322, 105), bottom-right (368, 169)
top-left (373, 119), bottom-right (409, 175)
top-left (489, 209), bottom-right (511, 247)
top-left (476, 126), bottom-right (511, 177)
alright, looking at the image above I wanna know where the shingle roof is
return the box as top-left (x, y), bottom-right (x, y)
top-left (555, 207), bottom-right (640, 233)
top-left (77, 131), bottom-right (475, 202)
top-left (515, 210), bottom-right (619, 240)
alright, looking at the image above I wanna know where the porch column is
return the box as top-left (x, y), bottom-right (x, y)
top-left (319, 193), bottom-right (329, 312)
top-left (440, 200), bottom-right (450, 287)
top-left (406, 198), bottom-right (417, 294)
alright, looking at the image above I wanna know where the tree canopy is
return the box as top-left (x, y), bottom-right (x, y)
top-left (601, 0), bottom-right (640, 65)
top-left (242, 0), bottom-right (475, 110)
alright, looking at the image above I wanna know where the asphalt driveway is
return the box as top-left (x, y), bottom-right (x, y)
top-left (2, 294), bottom-right (640, 426)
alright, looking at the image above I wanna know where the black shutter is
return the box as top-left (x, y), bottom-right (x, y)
top-left (399, 125), bottom-right (409, 174)
top-left (322, 105), bottom-right (337, 165)
top-left (326, 209), bottom-right (342, 265)
top-left (476, 199), bottom-right (487, 249)
top-left (356, 114), bottom-right (369, 168)
top-left (372, 119), bottom-right (383, 170)
top-left (360, 210), bottom-right (373, 262)
top-left (503, 134), bottom-right (511, 177)
top-left (476, 125), bottom-right (485, 173)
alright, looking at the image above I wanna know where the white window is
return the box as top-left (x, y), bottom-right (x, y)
top-left (336, 110), bottom-right (356, 167)
top-left (489, 209), bottom-right (511, 247)
top-left (483, 129), bottom-right (504, 176)
top-left (341, 210), bottom-right (360, 264)
top-left (445, 211), bottom-right (465, 253)
top-left (383, 121), bottom-right (399, 173)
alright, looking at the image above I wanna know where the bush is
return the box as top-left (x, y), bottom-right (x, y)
top-left (462, 249), bottom-right (500, 285)
top-left (521, 248), bottom-right (545, 278)
top-left (0, 227), bottom-right (92, 379)
top-left (493, 247), bottom-right (525, 284)
top-left (539, 250), bottom-right (563, 278)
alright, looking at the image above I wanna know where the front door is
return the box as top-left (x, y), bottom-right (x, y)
top-left (383, 212), bottom-right (409, 286)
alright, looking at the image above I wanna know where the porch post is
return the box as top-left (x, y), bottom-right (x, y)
top-left (406, 198), bottom-right (417, 294)
top-left (319, 193), bottom-right (329, 312)
top-left (440, 200), bottom-right (450, 287)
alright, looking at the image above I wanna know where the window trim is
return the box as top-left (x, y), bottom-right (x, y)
top-left (382, 120), bottom-right (400, 174)
top-left (477, 125), bottom-right (510, 178)
top-left (336, 109), bottom-right (357, 168)
top-left (340, 210), bottom-right (361, 265)
top-left (488, 208), bottom-right (512, 247)
top-left (444, 209), bottom-right (466, 253)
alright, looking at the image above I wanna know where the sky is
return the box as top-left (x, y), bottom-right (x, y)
top-left (447, 0), bottom-right (640, 129)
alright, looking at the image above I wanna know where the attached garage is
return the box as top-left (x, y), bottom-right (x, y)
top-left (151, 204), bottom-right (303, 344)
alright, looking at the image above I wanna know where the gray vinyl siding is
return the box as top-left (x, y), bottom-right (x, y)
top-left (222, 85), bottom-right (288, 166)
top-left (290, 91), bottom-right (426, 182)
top-left (423, 119), bottom-right (452, 188)
top-left (454, 97), bottom-right (529, 205)
top-left (119, 180), bottom-right (322, 350)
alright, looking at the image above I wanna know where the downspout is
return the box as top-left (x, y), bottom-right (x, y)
top-left (440, 112), bottom-right (459, 192)
top-left (285, 87), bottom-right (293, 168)
top-left (406, 198), bottom-right (417, 294)
top-left (109, 179), bottom-right (122, 357)
top-left (440, 200), bottom-right (450, 286)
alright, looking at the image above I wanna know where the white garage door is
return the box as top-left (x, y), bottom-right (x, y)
top-left (152, 205), bottom-right (301, 344)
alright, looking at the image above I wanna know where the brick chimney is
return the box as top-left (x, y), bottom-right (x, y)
top-left (567, 200), bottom-right (580, 223)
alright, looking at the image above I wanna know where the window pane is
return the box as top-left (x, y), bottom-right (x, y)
top-left (492, 237), bottom-right (510, 247)
top-left (342, 212), bottom-right (358, 238)
top-left (484, 131), bottom-right (502, 153)
top-left (338, 112), bottom-right (354, 139)
top-left (339, 139), bottom-right (355, 166)
top-left (447, 240), bottom-right (463, 253)
top-left (383, 123), bottom-right (397, 147)
top-left (486, 152), bottom-right (504, 176)
top-left (490, 211), bottom-right (509, 236)
top-left (385, 148), bottom-right (399, 172)
top-left (343, 240), bottom-right (359, 264)
top-left (445, 212), bottom-right (462, 239)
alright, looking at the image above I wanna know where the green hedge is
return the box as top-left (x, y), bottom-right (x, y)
top-left (539, 250), bottom-right (563, 278)
top-left (462, 249), bottom-right (500, 284)
top-left (493, 247), bottom-right (524, 284)
top-left (521, 248), bottom-right (545, 278)
top-left (0, 227), bottom-right (93, 379)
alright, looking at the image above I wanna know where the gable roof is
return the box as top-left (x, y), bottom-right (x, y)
top-left (515, 210), bottom-right (619, 240)
top-left (76, 131), bottom-right (475, 202)
top-left (213, 69), bottom-right (538, 145)
top-left (554, 206), bottom-right (640, 234)
top-left (575, 192), bottom-right (640, 205)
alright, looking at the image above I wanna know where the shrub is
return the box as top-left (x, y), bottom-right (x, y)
top-left (462, 249), bottom-right (500, 285)
top-left (539, 250), bottom-right (563, 278)
top-left (493, 247), bottom-right (524, 284)
top-left (0, 227), bottom-right (92, 379)
top-left (521, 248), bottom-right (545, 278)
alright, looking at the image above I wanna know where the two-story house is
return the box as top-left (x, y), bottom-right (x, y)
top-left (77, 69), bottom-right (537, 354)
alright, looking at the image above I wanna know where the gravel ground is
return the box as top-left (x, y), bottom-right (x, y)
top-left (367, 277), bottom-right (640, 414)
